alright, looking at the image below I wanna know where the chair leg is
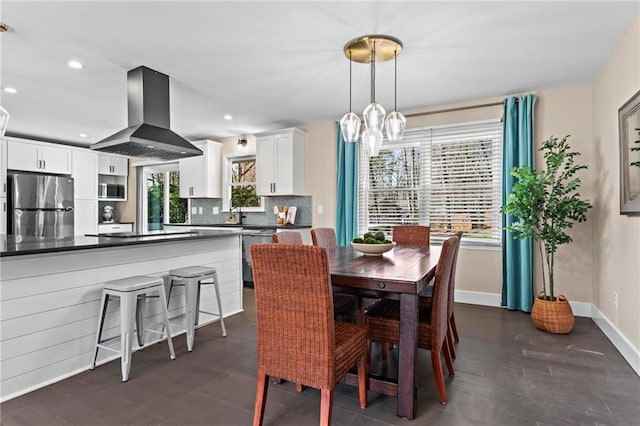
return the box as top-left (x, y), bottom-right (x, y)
top-left (381, 342), bottom-right (389, 361)
top-left (319, 388), bottom-right (334, 426)
top-left (357, 353), bottom-right (368, 409)
top-left (442, 339), bottom-right (455, 377)
top-left (366, 339), bottom-right (372, 368)
top-left (296, 383), bottom-right (303, 392)
top-left (447, 327), bottom-right (456, 360)
top-left (450, 314), bottom-right (459, 343)
top-left (431, 350), bottom-right (447, 405)
top-left (253, 373), bottom-right (269, 426)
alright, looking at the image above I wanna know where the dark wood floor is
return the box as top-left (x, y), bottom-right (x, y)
top-left (2, 288), bottom-right (639, 425)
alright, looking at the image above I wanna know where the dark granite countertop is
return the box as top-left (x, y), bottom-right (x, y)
top-left (0, 229), bottom-right (241, 257)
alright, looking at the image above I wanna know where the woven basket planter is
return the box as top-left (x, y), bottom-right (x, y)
top-left (530, 291), bottom-right (575, 334)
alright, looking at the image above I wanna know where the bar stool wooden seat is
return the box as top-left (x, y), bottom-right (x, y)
top-left (91, 275), bottom-right (176, 382)
top-left (168, 265), bottom-right (227, 352)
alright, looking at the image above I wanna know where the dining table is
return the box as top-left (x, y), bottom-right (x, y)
top-left (326, 244), bottom-right (442, 420)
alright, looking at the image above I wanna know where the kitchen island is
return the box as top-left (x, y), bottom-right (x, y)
top-left (0, 230), bottom-right (242, 401)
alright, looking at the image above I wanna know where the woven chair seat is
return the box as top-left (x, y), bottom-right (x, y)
top-left (366, 299), bottom-right (433, 349)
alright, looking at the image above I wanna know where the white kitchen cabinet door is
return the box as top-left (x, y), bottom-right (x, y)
top-left (255, 135), bottom-right (275, 196)
top-left (0, 196), bottom-right (6, 235)
top-left (178, 140), bottom-right (221, 198)
top-left (256, 128), bottom-right (305, 196)
top-left (74, 199), bottom-right (98, 236)
top-left (7, 140), bottom-right (40, 172)
top-left (1, 139), bottom-right (7, 197)
top-left (98, 154), bottom-right (128, 176)
top-left (7, 139), bottom-right (71, 174)
top-left (72, 150), bottom-right (98, 199)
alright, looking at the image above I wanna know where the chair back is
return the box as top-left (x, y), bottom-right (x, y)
top-left (392, 225), bottom-right (430, 247)
top-left (250, 243), bottom-right (336, 389)
top-left (430, 235), bottom-right (459, 349)
top-left (271, 231), bottom-right (303, 244)
top-left (311, 228), bottom-right (338, 249)
top-left (447, 231), bottom-right (464, 319)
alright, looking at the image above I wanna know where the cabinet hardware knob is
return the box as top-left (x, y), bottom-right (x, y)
top-left (377, 281), bottom-right (386, 289)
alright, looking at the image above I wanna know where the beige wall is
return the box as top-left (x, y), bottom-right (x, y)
top-left (534, 84), bottom-right (595, 304)
top-left (592, 17), bottom-right (640, 349)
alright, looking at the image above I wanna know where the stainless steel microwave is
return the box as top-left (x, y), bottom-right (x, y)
top-left (98, 183), bottom-right (125, 199)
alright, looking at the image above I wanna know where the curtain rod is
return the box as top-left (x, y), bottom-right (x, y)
top-left (404, 100), bottom-right (507, 118)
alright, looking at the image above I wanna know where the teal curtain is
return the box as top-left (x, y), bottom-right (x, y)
top-left (335, 122), bottom-right (359, 245)
top-left (502, 94), bottom-right (537, 312)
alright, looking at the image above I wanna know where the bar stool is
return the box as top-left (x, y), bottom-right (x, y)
top-left (91, 275), bottom-right (176, 382)
top-left (168, 266), bottom-right (227, 351)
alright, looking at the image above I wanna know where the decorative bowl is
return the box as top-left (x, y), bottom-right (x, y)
top-left (351, 242), bottom-right (395, 256)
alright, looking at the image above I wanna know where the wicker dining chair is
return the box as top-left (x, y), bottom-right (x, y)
top-left (311, 228), bottom-right (358, 324)
top-left (365, 235), bottom-right (459, 404)
top-left (250, 243), bottom-right (368, 426)
top-left (271, 231), bottom-right (303, 244)
top-left (392, 225), bottom-right (430, 246)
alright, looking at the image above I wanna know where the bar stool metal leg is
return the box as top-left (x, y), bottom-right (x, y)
top-left (119, 293), bottom-right (137, 382)
top-left (158, 283), bottom-right (176, 360)
top-left (212, 272), bottom-right (227, 337)
top-left (91, 291), bottom-right (109, 370)
top-left (183, 277), bottom-right (198, 352)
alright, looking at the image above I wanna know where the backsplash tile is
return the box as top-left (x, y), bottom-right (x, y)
top-left (190, 196), bottom-right (312, 226)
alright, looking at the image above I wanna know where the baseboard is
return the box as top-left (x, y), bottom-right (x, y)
top-left (455, 290), bottom-right (639, 377)
top-left (455, 290), bottom-right (592, 318)
top-left (454, 290), bottom-right (502, 307)
top-left (591, 306), bottom-right (640, 376)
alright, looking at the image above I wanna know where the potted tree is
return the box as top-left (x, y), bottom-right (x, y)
top-left (503, 135), bottom-right (592, 334)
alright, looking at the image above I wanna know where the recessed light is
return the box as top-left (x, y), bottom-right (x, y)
top-left (79, 133), bottom-right (88, 138)
top-left (224, 114), bottom-right (232, 120)
top-left (180, 151), bottom-right (187, 154)
top-left (146, 145), bottom-right (155, 149)
top-left (4, 87), bottom-right (17, 94)
top-left (68, 60), bottom-right (83, 69)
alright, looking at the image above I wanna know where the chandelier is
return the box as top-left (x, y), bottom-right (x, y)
top-left (340, 34), bottom-right (406, 157)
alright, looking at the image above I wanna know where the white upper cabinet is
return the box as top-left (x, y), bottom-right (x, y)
top-left (256, 128), bottom-right (305, 196)
top-left (179, 140), bottom-right (221, 198)
top-left (1, 139), bottom-right (6, 196)
top-left (98, 154), bottom-right (128, 176)
top-left (72, 149), bottom-right (98, 200)
top-left (7, 138), bottom-right (72, 175)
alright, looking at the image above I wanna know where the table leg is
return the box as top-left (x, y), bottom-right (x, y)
top-left (397, 293), bottom-right (418, 419)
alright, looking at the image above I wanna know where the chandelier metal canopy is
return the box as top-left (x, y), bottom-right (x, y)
top-left (339, 34), bottom-right (406, 157)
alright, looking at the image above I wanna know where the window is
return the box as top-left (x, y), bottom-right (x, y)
top-left (359, 120), bottom-right (502, 245)
top-left (138, 163), bottom-right (188, 231)
top-left (223, 154), bottom-right (264, 212)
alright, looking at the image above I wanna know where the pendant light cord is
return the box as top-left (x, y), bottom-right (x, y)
top-left (348, 49), bottom-right (353, 112)
top-left (394, 49), bottom-right (398, 111)
top-left (370, 41), bottom-right (376, 104)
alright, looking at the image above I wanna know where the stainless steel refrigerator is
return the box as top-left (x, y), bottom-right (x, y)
top-left (8, 172), bottom-right (74, 239)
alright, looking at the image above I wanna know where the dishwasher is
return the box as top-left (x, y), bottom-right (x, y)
top-left (241, 229), bottom-right (274, 287)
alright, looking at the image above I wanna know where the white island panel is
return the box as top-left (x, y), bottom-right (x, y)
top-left (0, 235), bottom-right (242, 401)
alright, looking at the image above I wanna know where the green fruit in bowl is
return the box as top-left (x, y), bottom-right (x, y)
top-left (352, 237), bottom-right (364, 243)
top-left (374, 231), bottom-right (386, 241)
top-left (363, 232), bottom-right (375, 240)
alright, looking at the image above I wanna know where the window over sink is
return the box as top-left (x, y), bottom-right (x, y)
top-left (223, 154), bottom-right (264, 212)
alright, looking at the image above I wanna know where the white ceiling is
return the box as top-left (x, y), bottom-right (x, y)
top-left (1, 1), bottom-right (638, 147)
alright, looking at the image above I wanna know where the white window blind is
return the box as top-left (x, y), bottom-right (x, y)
top-left (358, 119), bottom-right (503, 245)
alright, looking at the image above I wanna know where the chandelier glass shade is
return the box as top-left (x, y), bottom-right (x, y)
top-left (339, 34), bottom-right (404, 155)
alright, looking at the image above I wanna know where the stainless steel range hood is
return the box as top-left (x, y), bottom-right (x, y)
top-left (91, 66), bottom-right (202, 161)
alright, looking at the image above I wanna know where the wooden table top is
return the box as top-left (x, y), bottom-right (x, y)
top-left (327, 245), bottom-right (441, 295)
